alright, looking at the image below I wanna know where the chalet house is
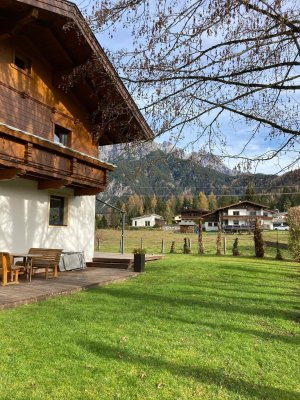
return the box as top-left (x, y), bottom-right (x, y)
top-left (202, 201), bottom-right (275, 232)
top-left (0, 0), bottom-right (152, 261)
top-left (131, 214), bottom-right (164, 228)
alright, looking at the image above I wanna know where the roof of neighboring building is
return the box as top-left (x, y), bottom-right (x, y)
top-left (0, 0), bottom-right (153, 145)
top-left (131, 214), bottom-right (163, 221)
top-left (202, 200), bottom-right (272, 218)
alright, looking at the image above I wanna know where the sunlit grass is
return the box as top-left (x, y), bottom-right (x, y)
top-left (96, 228), bottom-right (291, 259)
top-left (0, 255), bottom-right (299, 399)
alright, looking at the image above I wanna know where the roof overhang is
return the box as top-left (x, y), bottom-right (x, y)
top-left (0, 0), bottom-right (154, 145)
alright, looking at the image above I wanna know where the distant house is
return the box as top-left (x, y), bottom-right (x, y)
top-left (173, 215), bottom-right (182, 224)
top-left (179, 201), bottom-right (276, 232)
top-left (202, 201), bottom-right (275, 232)
top-left (131, 214), bottom-right (164, 228)
top-left (272, 212), bottom-right (289, 230)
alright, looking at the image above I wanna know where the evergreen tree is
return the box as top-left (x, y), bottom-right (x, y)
top-left (245, 183), bottom-right (256, 201)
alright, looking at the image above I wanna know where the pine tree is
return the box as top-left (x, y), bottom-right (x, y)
top-left (245, 183), bottom-right (256, 201)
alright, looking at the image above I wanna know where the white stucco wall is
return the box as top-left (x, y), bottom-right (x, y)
top-left (132, 215), bottom-right (161, 227)
top-left (0, 178), bottom-right (95, 261)
top-left (204, 222), bottom-right (218, 232)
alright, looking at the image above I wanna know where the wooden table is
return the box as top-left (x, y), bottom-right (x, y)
top-left (11, 254), bottom-right (43, 282)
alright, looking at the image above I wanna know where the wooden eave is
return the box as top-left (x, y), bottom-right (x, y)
top-left (0, 0), bottom-right (154, 145)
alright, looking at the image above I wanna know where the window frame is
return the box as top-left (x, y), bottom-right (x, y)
top-left (49, 195), bottom-right (68, 226)
top-left (54, 124), bottom-right (71, 147)
top-left (11, 50), bottom-right (32, 76)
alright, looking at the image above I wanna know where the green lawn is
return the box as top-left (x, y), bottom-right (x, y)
top-left (0, 255), bottom-right (299, 399)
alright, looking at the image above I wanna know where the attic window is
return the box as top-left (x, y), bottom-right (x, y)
top-left (13, 53), bottom-right (31, 73)
top-left (54, 125), bottom-right (70, 147)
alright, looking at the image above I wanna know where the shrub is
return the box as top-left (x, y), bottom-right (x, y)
top-left (232, 238), bottom-right (240, 256)
top-left (275, 248), bottom-right (283, 261)
top-left (133, 248), bottom-right (147, 254)
top-left (183, 238), bottom-right (191, 254)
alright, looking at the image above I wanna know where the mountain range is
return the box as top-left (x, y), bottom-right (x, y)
top-left (99, 142), bottom-right (300, 201)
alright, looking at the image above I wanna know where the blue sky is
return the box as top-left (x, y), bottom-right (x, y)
top-left (72, 0), bottom-right (299, 175)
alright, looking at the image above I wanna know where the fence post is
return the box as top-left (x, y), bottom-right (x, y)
top-left (161, 239), bottom-right (164, 254)
top-left (223, 235), bottom-right (227, 255)
top-left (140, 238), bottom-right (143, 249)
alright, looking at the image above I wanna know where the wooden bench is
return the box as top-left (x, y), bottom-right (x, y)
top-left (28, 248), bottom-right (63, 279)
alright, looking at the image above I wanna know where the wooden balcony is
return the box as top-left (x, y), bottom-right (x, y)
top-left (0, 123), bottom-right (114, 195)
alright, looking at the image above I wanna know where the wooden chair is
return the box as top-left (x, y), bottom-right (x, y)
top-left (0, 252), bottom-right (24, 286)
top-left (28, 248), bottom-right (63, 279)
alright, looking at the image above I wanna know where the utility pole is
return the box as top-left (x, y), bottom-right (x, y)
top-left (96, 198), bottom-right (126, 255)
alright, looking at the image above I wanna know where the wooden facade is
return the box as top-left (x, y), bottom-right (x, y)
top-left (0, 0), bottom-right (152, 195)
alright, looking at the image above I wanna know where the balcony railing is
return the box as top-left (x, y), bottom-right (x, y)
top-left (0, 123), bottom-right (114, 195)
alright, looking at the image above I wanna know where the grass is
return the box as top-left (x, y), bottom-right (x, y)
top-left (96, 228), bottom-right (291, 259)
top-left (0, 255), bottom-right (299, 399)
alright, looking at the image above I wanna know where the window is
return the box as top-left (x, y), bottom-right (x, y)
top-left (54, 124), bottom-right (70, 146)
top-left (208, 222), bottom-right (212, 227)
top-left (49, 195), bottom-right (67, 226)
top-left (233, 211), bottom-right (240, 216)
top-left (13, 52), bottom-right (31, 73)
top-left (145, 221), bottom-right (150, 227)
top-left (134, 221), bottom-right (137, 226)
top-left (250, 211), bottom-right (257, 216)
top-left (233, 220), bottom-right (239, 225)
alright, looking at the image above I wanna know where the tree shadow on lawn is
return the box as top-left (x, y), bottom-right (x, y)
top-left (205, 263), bottom-right (296, 279)
top-left (178, 288), bottom-right (300, 307)
top-left (162, 315), bottom-right (300, 345)
top-left (79, 340), bottom-right (300, 400)
top-left (98, 287), bottom-right (299, 322)
top-left (186, 280), bottom-right (300, 297)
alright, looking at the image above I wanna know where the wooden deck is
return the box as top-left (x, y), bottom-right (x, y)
top-left (0, 268), bottom-right (137, 310)
top-left (0, 252), bottom-right (164, 310)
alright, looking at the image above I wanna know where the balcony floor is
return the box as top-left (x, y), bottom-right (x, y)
top-left (0, 267), bottom-right (137, 310)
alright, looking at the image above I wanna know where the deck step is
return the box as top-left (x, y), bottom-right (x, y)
top-left (87, 260), bottom-right (133, 269)
top-left (92, 257), bottom-right (132, 263)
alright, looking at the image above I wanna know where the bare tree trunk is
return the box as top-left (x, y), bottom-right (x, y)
top-left (198, 218), bottom-right (204, 254)
top-left (216, 223), bottom-right (222, 256)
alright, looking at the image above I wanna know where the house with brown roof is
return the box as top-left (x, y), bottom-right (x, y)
top-left (0, 0), bottom-right (152, 261)
top-left (202, 201), bottom-right (275, 232)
